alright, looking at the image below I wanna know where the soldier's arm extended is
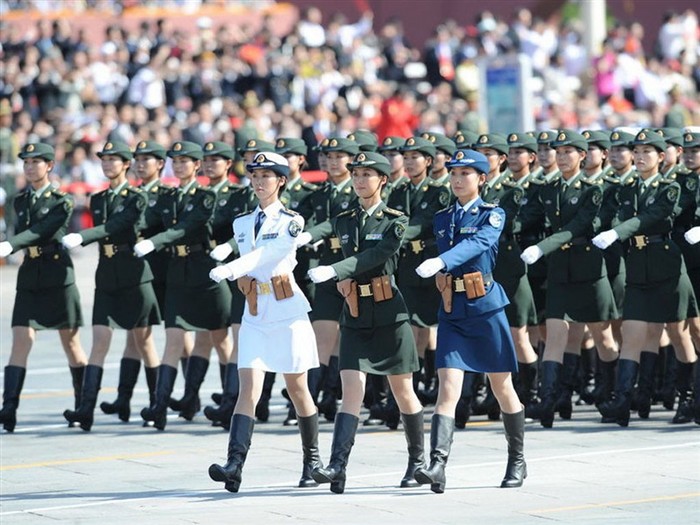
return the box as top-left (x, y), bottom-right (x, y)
top-left (613, 183), bottom-right (680, 242)
top-left (304, 218), bottom-right (334, 242)
top-left (79, 192), bottom-right (146, 245)
top-left (148, 191), bottom-right (215, 250)
top-left (537, 186), bottom-right (602, 255)
top-left (9, 198), bottom-right (72, 251)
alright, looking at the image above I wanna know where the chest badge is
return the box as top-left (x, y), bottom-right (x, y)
top-left (570, 197), bottom-right (578, 205)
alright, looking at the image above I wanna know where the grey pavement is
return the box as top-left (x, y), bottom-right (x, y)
top-left (0, 246), bottom-right (699, 524)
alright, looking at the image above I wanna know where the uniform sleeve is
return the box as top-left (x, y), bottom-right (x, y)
top-left (331, 215), bottom-right (407, 280)
top-left (613, 183), bottom-right (679, 241)
top-left (9, 196), bottom-right (73, 251)
top-left (304, 219), bottom-right (334, 242)
top-left (223, 215), bottom-right (305, 280)
top-left (80, 191), bottom-right (146, 245)
top-left (439, 208), bottom-right (505, 271)
top-left (148, 190), bottom-right (215, 250)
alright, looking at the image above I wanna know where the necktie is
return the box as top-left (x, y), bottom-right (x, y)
top-left (454, 206), bottom-right (465, 225)
top-left (30, 191), bottom-right (38, 206)
top-left (360, 210), bottom-right (369, 229)
top-left (254, 211), bottom-right (266, 237)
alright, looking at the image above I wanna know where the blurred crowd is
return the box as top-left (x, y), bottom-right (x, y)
top-left (0, 3), bottom-right (698, 196)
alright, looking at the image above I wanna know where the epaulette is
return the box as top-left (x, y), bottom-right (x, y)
top-left (301, 181), bottom-right (319, 190)
top-left (281, 208), bottom-right (300, 217)
top-left (502, 179), bottom-right (518, 188)
top-left (50, 188), bottom-right (68, 197)
top-left (479, 202), bottom-right (497, 208)
top-left (603, 175), bottom-right (620, 184)
top-left (528, 177), bottom-right (545, 185)
top-left (336, 208), bottom-right (355, 218)
top-left (658, 178), bottom-right (675, 185)
top-left (582, 177), bottom-right (603, 186)
top-left (383, 206), bottom-right (404, 217)
top-left (235, 210), bottom-right (254, 219)
top-left (435, 207), bottom-right (451, 217)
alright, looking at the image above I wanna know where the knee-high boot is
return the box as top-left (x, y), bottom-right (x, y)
top-left (400, 410), bottom-right (425, 487)
top-left (500, 409), bottom-right (526, 488)
top-left (255, 372), bottom-right (276, 422)
top-left (598, 359), bottom-right (638, 427)
top-left (693, 362), bottom-right (700, 426)
top-left (318, 356), bottom-right (340, 422)
top-left (297, 412), bottom-right (323, 487)
top-left (0, 366), bottom-right (26, 433)
top-left (170, 356), bottom-right (209, 421)
top-left (363, 374), bottom-right (386, 426)
top-left (517, 362), bottom-right (538, 409)
top-left (204, 363), bottom-right (239, 430)
top-left (526, 361), bottom-right (561, 428)
top-left (556, 353), bottom-right (579, 420)
top-left (636, 352), bottom-right (658, 419)
top-left (100, 358), bottom-right (140, 422)
top-left (210, 363), bottom-right (226, 405)
top-left (577, 346), bottom-right (597, 405)
top-left (63, 365), bottom-right (103, 431)
top-left (208, 413), bottom-right (255, 493)
top-left (145, 366), bottom-right (158, 406)
top-left (593, 358), bottom-right (617, 405)
top-left (413, 413), bottom-right (454, 494)
top-left (671, 361), bottom-right (695, 424)
top-left (384, 389), bottom-right (400, 430)
top-left (140, 364), bottom-right (177, 430)
top-left (70, 365), bottom-right (85, 410)
top-left (455, 372), bottom-right (475, 429)
top-left (311, 412), bottom-right (359, 494)
top-left (661, 347), bottom-right (678, 410)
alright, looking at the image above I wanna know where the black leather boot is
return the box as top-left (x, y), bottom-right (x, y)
top-left (556, 353), bottom-right (579, 420)
top-left (318, 357), bottom-right (339, 422)
top-left (209, 413), bottom-right (255, 492)
top-left (526, 361), bottom-right (561, 428)
top-left (671, 361), bottom-right (695, 424)
top-left (661, 347), bottom-right (678, 410)
top-left (400, 410), bottom-right (425, 488)
top-left (311, 412), bottom-right (359, 494)
top-left (307, 365), bottom-right (323, 404)
top-left (204, 363), bottom-right (239, 430)
top-left (636, 352), bottom-right (658, 419)
top-left (100, 358), bottom-right (140, 422)
top-left (63, 365), bottom-right (103, 431)
top-left (413, 413), bottom-right (454, 494)
top-left (70, 365), bottom-right (85, 410)
top-left (384, 390), bottom-right (400, 430)
top-left (140, 364), bottom-right (177, 430)
top-left (517, 362), bottom-right (538, 409)
top-left (500, 409), bottom-right (526, 488)
top-left (577, 346), bottom-right (597, 405)
top-left (255, 372), bottom-right (276, 422)
top-left (297, 413), bottom-right (323, 487)
top-left (170, 356), bottom-right (209, 421)
top-left (0, 366), bottom-right (26, 433)
top-left (455, 372), bottom-right (475, 429)
top-left (363, 374), bottom-right (386, 426)
top-left (145, 366), bottom-right (158, 407)
top-left (210, 363), bottom-right (225, 405)
top-left (593, 358), bottom-right (617, 406)
top-left (471, 374), bottom-right (488, 415)
top-left (693, 362), bottom-right (700, 426)
top-left (598, 359), bottom-right (638, 427)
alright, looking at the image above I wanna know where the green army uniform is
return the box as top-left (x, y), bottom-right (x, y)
top-left (134, 140), bottom-right (172, 310)
top-left (389, 137), bottom-right (451, 326)
top-left (305, 137), bottom-right (360, 321)
top-left (81, 142), bottom-right (160, 328)
top-left (677, 132), bottom-right (700, 296)
top-left (657, 127), bottom-right (686, 181)
top-left (10, 143), bottom-right (82, 329)
top-left (378, 136), bottom-right (407, 203)
top-left (523, 131), bottom-right (617, 322)
top-left (612, 130), bottom-right (696, 322)
top-left (421, 131), bottom-right (457, 186)
top-left (148, 141), bottom-right (230, 331)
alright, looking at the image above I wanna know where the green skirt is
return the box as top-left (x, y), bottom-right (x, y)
top-left (501, 275), bottom-right (538, 328)
top-left (623, 274), bottom-right (698, 322)
top-left (546, 277), bottom-right (617, 323)
top-left (92, 282), bottom-right (161, 329)
top-left (339, 321), bottom-right (419, 375)
top-left (12, 284), bottom-right (83, 330)
top-left (311, 281), bottom-right (344, 322)
top-left (165, 280), bottom-right (232, 330)
top-left (400, 284), bottom-right (440, 327)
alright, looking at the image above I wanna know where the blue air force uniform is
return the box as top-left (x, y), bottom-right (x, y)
top-left (434, 198), bottom-right (517, 373)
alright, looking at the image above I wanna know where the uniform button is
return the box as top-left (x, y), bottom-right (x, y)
top-left (354, 247), bottom-right (358, 252)
top-left (54, 254), bottom-right (59, 260)
top-left (664, 245), bottom-right (669, 250)
top-left (586, 246), bottom-right (590, 251)
top-left (507, 245), bottom-right (512, 250)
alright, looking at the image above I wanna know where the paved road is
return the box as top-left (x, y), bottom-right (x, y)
top-left (1, 247), bottom-right (699, 524)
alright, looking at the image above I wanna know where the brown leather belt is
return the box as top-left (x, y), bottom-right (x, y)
top-left (25, 244), bottom-right (62, 259)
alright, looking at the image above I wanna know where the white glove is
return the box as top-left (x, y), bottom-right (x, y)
top-left (415, 257), bottom-right (446, 278)
top-left (295, 231), bottom-right (313, 248)
top-left (61, 233), bottom-right (83, 250)
top-left (592, 230), bottom-right (619, 250)
top-left (308, 265), bottom-right (337, 283)
top-left (209, 265), bottom-right (235, 283)
top-left (520, 245), bottom-right (544, 265)
top-left (134, 239), bottom-right (155, 257)
top-left (0, 241), bottom-right (12, 258)
top-left (210, 243), bottom-right (234, 261)
top-left (685, 226), bottom-right (700, 245)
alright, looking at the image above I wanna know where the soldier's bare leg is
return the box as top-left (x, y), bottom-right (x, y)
top-left (283, 372), bottom-right (316, 417)
top-left (210, 328), bottom-right (231, 364)
top-left (386, 373), bottom-right (422, 414)
top-left (510, 325), bottom-right (538, 363)
top-left (122, 332), bottom-right (141, 361)
top-left (312, 320), bottom-right (339, 366)
top-left (412, 326), bottom-right (429, 360)
top-left (9, 327), bottom-right (36, 367)
top-left (57, 328), bottom-right (88, 367)
top-left (85, 325), bottom-right (113, 366)
top-left (542, 319), bottom-right (569, 363)
top-left (162, 328), bottom-right (188, 367)
top-left (235, 367), bottom-right (265, 417)
top-left (131, 326), bottom-right (159, 367)
top-left (337, 370), bottom-right (367, 415)
top-left (191, 331), bottom-right (213, 360)
top-left (434, 368), bottom-right (464, 415)
top-left (587, 321), bottom-right (619, 362)
top-left (487, 372), bottom-right (522, 414)
top-left (665, 321), bottom-right (698, 364)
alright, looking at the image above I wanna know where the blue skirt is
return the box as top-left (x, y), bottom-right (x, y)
top-left (436, 307), bottom-right (518, 373)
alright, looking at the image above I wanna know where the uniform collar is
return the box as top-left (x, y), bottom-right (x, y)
top-left (562, 171), bottom-right (582, 187)
top-left (32, 182), bottom-right (52, 199)
top-left (142, 179), bottom-right (159, 191)
top-left (459, 196), bottom-right (480, 215)
top-left (431, 173), bottom-right (450, 185)
top-left (641, 173), bottom-right (660, 189)
top-left (179, 179), bottom-right (197, 194)
top-left (287, 175), bottom-right (301, 186)
top-left (543, 169), bottom-right (560, 184)
top-left (109, 181), bottom-right (129, 195)
top-left (255, 199), bottom-right (283, 219)
top-left (411, 176), bottom-right (429, 192)
top-left (583, 170), bottom-right (604, 184)
top-left (362, 201), bottom-right (383, 218)
top-left (210, 179), bottom-right (228, 194)
top-left (331, 177), bottom-right (351, 193)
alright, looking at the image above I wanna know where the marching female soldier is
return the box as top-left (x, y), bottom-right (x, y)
top-left (61, 140), bottom-right (161, 431)
top-left (207, 152), bottom-right (320, 492)
top-left (0, 143), bottom-right (88, 432)
top-left (299, 151), bottom-right (423, 493)
top-left (413, 150), bottom-right (525, 493)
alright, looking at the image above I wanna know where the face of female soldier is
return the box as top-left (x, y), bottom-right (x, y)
top-left (609, 146), bottom-right (633, 172)
top-left (100, 154), bottom-right (130, 184)
top-left (172, 156), bottom-right (200, 185)
top-left (537, 144), bottom-right (556, 171)
top-left (555, 146), bottom-right (585, 179)
top-left (682, 146), bottom-right (700, 172)
top-left (450, 166), bottom-right (485, 204)
top-left (476, 148), bottom-right (505, 178)
top-left (633, 145), bottom-right (664, 179)
top-left (202, 155), bottom-right (232, 182)
top-left (351, 167), bottom-right (385, 202)
top-left (403, 151), bottom-right (431, 181)
top-left (23, 157), bottom-right (54, 188)
top-left (507, 147), bottom-right (533, 177)
top-left (134, 154), bottom-right (164, 184)
top-left (250, 168), bottom-right (285, 207)
top-left (326, 151), bottom-right (352, 180)
top-left (583, 145), bottom-right (607, 172)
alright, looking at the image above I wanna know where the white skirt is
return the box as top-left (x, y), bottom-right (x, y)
top-left (238, 314), bottom-right (319, 373)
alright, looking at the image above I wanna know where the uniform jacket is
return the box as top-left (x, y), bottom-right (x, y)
top-left (280, 177), bottom-right (317, 223)
top-left (670, 169), bottom-right (700, 271)
top-left (329, 202), bottom-right (410, 329)
top-left (229, 200), bottom-right (311, 324)
top-left (80, 184), bottom-right (153, 291)
top-left (138, 180), bottom-right (173, 285)
top-left (10, 186), bottom-right (76, 290)
top-left (307, 179), bottom-right (357, 264)
top-left (434, 198), bottom-right (510, 319)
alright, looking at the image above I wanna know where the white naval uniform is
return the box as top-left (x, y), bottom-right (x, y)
top-left (224, 199), bottom-right (319, 373)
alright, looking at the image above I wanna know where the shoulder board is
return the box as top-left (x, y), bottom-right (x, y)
top-left (528, 177), bottom-right (545, 185)
top-left (603, 175), bottom-right (620, 184)
top-left (658, 178), bottom-right (674, 185)
top-left (435, 207), bottom-right (451, 216)
top-left (582, 178), bottom-right (603, 186)
top-left (235, 210), bottom-right (254, 219)
top-left (479, 202), bottom-right (497, 209)
top-left (336, 209), bottom-right (355, 218)
top-left (383, 206), bottom-right (404, 217)
top-left (502, 179), bottom-right (518, 188)
top-left (302, 181), bottom-right (319, 190)
top-left (50, 188), bottom-right (68, 197)
top-left (427, 179), bottom-right (444, 187)
top-left (281, 208), bottom-right (299, 217)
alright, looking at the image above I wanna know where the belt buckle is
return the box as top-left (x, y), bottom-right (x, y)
top-left (560, 243), bottom-right (571, 251)
top-left (258, 282), bottom-right (272, 295)
top-left (633, 235), bottom-right (646, 249)
top-left (103, 244), bottom-right (115, 258)
top-left (27, 246), bottom-right (41, 258)
top-left (358, 284), bottom-right (372, 297)
top-left (454, 278), bottom-right (466, 293)
top-left (410, 240), bottom-right (423, 254)
top-left (175, 245), bottom-right (189, 257)
top-left (329, 237), bottom-right (341, 251)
